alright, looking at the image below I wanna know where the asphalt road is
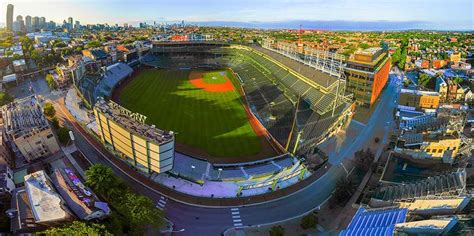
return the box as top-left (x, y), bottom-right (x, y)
top-left (58, 72), bottom-right (402, 236)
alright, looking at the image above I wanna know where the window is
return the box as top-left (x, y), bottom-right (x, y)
top-left (438, 149), bottom-right (443, 153)
top-left (426, 149), bottom-right (431, 153)
top-left (47, 134), bottom-right (53, 139)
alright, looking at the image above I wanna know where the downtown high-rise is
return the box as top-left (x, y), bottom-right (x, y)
top-left (6, 4), bottom-right (14, 30)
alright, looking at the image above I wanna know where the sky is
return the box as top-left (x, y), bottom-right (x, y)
top-left (1, 0), bottom-right (473, 30)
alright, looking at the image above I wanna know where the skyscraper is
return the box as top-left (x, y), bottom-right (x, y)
top-left (6, 4), bottom-right (14, 31)
top-left (25, 15), bottom-right (32, 32)
top-left (68, 17), bottom-right (73, 30)
top-left (74, 20), bottom-right (80, 30)
top-left (39, 17), bottom-right (46, 29)
top-left (15, 15), bottom-right (25, 32)
top-left (32, 16), bottom-right (40, 30)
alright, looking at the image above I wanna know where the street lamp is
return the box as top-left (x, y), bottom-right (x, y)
top-left (190, 165), bottom-right (195, 185)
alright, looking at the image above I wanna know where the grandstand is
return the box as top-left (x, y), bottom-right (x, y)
top-left (372, 169), bottom-right (467, 204)
top-left (77, 62), bottom-right (133, 105)
top-left (228, 46), bottom-right (353, 156)
top-left (143, 41), bottom-right (353, 158)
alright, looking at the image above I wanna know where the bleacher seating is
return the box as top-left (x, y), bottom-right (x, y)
top-left (372, 169), bottom-right (467, 203)
top-left (340, 207), bottom-right (408, 236)
top-left (244, 163), bottom-right (280, 177)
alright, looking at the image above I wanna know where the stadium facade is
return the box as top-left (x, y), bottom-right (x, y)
top-left (94, 98), bottom-right (175, 174)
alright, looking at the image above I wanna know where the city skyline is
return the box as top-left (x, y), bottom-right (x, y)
top-left (1, 0), bottom-right (473, 30)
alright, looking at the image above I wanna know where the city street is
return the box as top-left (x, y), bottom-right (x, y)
top-left (56, 73), bottom-right (401, 235)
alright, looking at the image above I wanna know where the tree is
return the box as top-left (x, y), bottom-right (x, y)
top-left (57, 127), bottom-right (70, 145)
top-left (12, 54), bottom-right (22, 60)
top-left (301, 214), bottom-right (318, 229)
top-left (333, 177), bottom-right (356, 206)
top-left (45, 74), bottom-right (57, 90)
top-left (359, 43), bottom-right (370, 49)
top-left (0, 92), bottom-right (14, 106)
top-left (86, 40), bottom-right (102, 48)
top-left (403, 79), bottom-right (410, 87)
top-left (453, 77), bottom-right (464, 85)
top-left (269, 225), bottom-right (285, 236)
top-left (42, 221), bottom-right (111, 236)
top-left (84, 164), bottom-right (165, 234)
top-left (43, 102), bottom-right (56, 118)
top-left (354, 148), bottom-right (375, 172)
top-left (85, 164), bottom-right (122, 200)
top-left (51, 116), bottom-right (60, 129)
top-left (418, 73), bottom-right (433, 88)
top-left (117, 192), bottom-right (164, 233)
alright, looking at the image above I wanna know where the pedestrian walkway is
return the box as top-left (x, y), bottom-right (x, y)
top-left (230, 208), bottom-right (243, 227)
top-left (65, 87), bottom-right (93, 125)
top-left (156, 196), bottom-right (168, 210)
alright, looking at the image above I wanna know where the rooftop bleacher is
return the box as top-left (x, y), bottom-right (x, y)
top-left (1, 95), bottom-right (50, 139)
top-left (373, 169), bottom-right (466, 203)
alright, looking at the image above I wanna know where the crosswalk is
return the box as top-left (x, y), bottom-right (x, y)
top-left (156, 196), bottom-right (167, 210)
top-left (230, 208), bottom-right (243, 227)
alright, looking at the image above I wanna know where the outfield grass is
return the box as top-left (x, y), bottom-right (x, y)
top-left (119, 69), bottom-right (262, 158)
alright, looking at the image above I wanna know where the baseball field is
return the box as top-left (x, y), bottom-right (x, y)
top-left (118, 68), bottom-right (271, 160)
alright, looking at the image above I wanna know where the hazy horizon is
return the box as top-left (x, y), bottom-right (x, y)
top-left (1, 0), bottom-right (473, 31)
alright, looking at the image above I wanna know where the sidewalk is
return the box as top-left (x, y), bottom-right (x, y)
top-left (151, 163), bottom-right (310, 198)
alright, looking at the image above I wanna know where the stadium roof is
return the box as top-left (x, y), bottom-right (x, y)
top-left (340, 207), bottom-right (408, 236)
top-left (251, 46), bottom-right (339, 88)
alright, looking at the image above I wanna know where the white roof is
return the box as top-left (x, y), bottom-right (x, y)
top-left (2, 74), bottom-right (16, 83)
top-left (396, 218), bottom-right (454, 230)
top-left (401, 88), bottom-right (439, 96)
top-left (24, 170), bottom-right (69, 223)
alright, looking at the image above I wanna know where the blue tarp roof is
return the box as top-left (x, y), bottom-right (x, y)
top-left (340, 207), bottom-right (408, 236)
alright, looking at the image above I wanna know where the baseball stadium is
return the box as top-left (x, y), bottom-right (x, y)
top-left (110, 39), bottom-right (354, 164)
